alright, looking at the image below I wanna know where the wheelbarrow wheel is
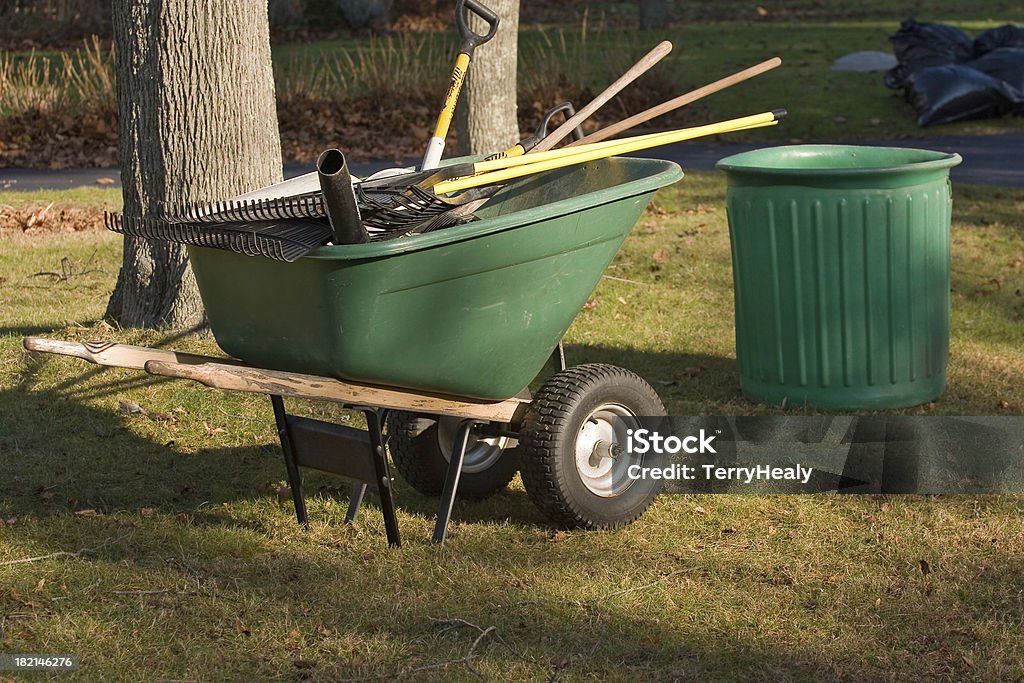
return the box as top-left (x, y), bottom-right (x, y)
top-left (386, 412), bottom-right (519, 499)
top-left (519, 364), bottom-right (666, 529)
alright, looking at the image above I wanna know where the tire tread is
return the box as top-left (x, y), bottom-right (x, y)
top-left (519, 363), bottom-right (665, 529)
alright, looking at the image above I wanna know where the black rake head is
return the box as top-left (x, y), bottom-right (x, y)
top-left (105, 212), bottom-right (333, 262)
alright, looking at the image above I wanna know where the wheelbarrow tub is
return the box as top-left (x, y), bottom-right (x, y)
top-left (188, 156), bottom-right (683, 400)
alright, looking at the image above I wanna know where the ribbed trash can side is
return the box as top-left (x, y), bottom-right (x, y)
top-left (719, 145), bottom-right (961, 410)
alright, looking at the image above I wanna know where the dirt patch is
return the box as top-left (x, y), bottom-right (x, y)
top-left (0, 203), bottom-right (106, 237)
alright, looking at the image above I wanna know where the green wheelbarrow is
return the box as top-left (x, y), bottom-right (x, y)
top-left (25, 156), bottom-right (683, 546)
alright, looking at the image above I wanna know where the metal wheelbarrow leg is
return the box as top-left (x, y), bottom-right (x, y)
top-left (269, 397), bottom-right (401, 547)
top-left (432, 420), bottom-right (481, 544)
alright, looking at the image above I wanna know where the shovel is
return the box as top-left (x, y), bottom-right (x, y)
top-left (421, 0), bottom-right (500, 170)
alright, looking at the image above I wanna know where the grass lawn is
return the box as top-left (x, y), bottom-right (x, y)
top-left (1, 175), bottom-right (1022, 680)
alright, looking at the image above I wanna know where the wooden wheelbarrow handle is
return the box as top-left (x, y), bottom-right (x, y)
top-left (531, 40), bottom-right (674, 152)
top-left (569, 56), bottom-right (783, 146)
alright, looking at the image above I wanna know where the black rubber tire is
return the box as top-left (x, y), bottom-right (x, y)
top-left (518, 363), bottom-right (667, 529)
top-left (386, 411), bottom-right (519, 499)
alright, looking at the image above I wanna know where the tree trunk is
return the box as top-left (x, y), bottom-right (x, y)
top-left (638, 0), bottom-right (669, 29)
top-left (454, 0), bottom-right (519, 156)
top-left (106, 0), bottom-right (283, 329)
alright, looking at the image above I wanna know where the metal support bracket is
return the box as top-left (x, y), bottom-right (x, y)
top-left (551, 341), bottom-right (566, 373)
top-left (432, 419), bottom-right (482, 544)
top-left (269, 396), bottom-right (400, 547)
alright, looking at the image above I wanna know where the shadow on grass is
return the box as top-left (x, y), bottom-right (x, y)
top-left (0, 384), bottom-right (283, 519)
top-left (0, 371), bottom-right (542, 537)
top-left (564, 341), bottom-right (743, 405)
top-left (0, 322), bottom-right (102, 339)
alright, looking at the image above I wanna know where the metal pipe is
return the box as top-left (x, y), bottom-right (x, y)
top-left (316, 148), bottom-right (368, 245)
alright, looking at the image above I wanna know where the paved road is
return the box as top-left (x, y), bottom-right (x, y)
top-left (2, 132), bottom-right (1022, 191)
top-left (641, 132), bottom-right (1024, 188)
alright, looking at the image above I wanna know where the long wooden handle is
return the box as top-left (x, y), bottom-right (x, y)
top-left (22, 336), bottom-right (237, 370)
top-left (531, 40), bottom-right (673, 153)
top-left (569, 57), bottom-right (783, 146)
top-left (143, 360), bottom-right (525, 422)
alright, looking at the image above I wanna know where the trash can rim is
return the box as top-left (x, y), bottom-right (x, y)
top-left (716, 144), bottom-right (962, 177)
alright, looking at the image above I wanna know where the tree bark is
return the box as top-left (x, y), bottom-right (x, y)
top-left (454, 0), bottom-right (519, 156)
top-left (638, 0), bottom-right (669, 29)
top-left (106, 0), bottom-right (283, 329)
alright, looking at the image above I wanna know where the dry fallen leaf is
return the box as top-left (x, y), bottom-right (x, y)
top-left (74, 508), bottom-right (97, 516)
top-left (95, 177), bottom-right (115, 185)
top-left (119, 400), bottom-right (144, 416)
top-left (140, 507), bottom-right (156, 517)
top-left (10, 590), bottom-right (42, 610)
top-left (694, 505), bottom-right (708, 515)
top-left (550, 655), bottom-right (571, 670)
top-left (652, 249), bottom-right (670, 263)
top-left (549, 530), bottom-right (570, 543)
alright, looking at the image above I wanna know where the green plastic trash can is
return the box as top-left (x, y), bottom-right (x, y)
top-left (716, 145), bottom-right (961, 410)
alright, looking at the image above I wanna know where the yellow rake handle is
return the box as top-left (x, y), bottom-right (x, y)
top-left (438, 109), bottom-right (782, 193)
top-left (433, 110), bottom-right (785, 195)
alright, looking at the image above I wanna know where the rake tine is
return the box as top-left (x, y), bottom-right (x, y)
top-left (103, 211), bottom-right (331, 262)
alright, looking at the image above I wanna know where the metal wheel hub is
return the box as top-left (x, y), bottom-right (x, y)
top-left (574, 403), bottom-right (639, 498)
top-left (436, 417), bottom-right (514, 474)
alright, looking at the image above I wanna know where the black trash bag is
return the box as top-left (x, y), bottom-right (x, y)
top-left (906, 64), bottom-right (1023, 126)
top-left (885, 18), bottom-right (974, 89)
top-left (973, 24), bottom-right (1024, 55)
top-left (967, 47), bottom-right (1024, 97)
